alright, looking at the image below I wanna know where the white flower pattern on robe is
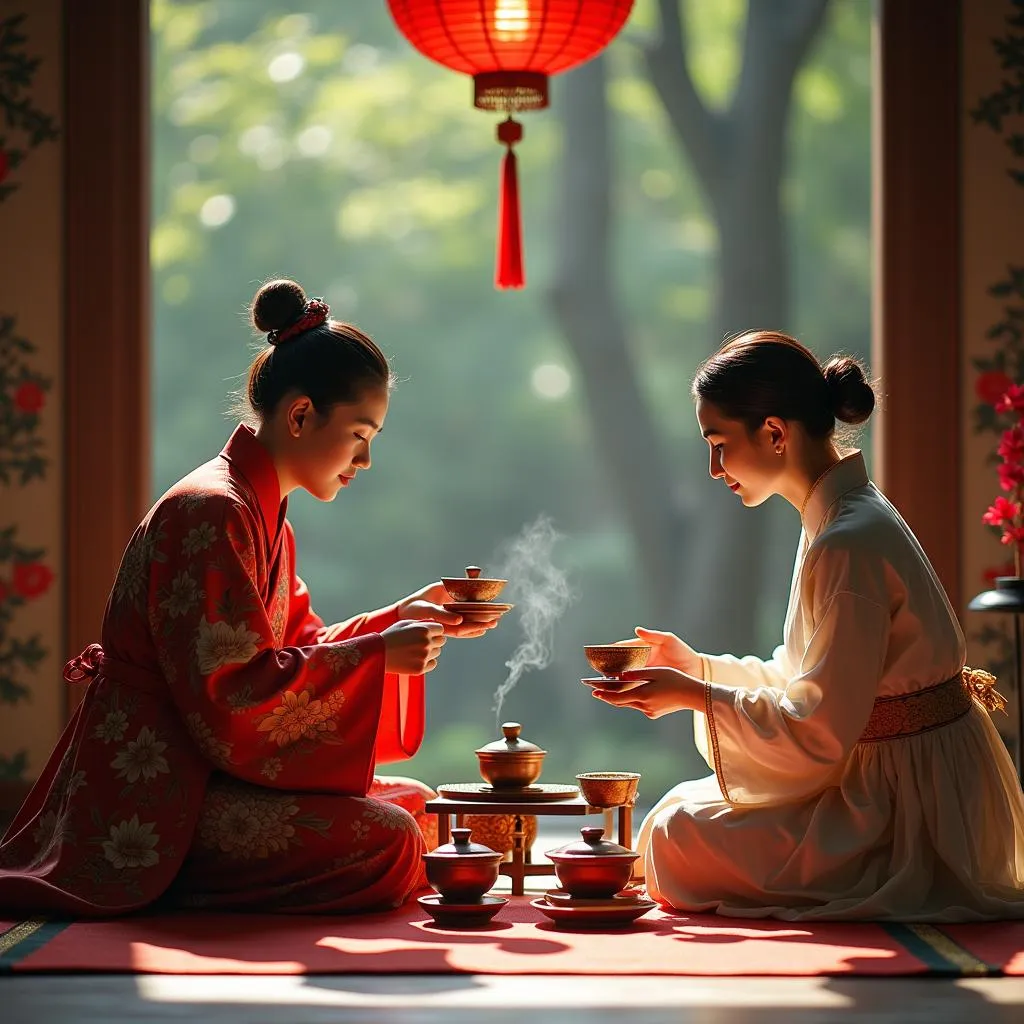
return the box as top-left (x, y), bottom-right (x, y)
top-left (185, 712), bottom-right (233, 765)
top-left (196, 786), bottom-right (299, 859)
top-left (102, 815), bottom-right (160, 869)
top-left (159, 571), bottom-right (202, 618)
top-left (182, 521), bottom-right (217, 555)
top-left (93, 710), bottom-right (129, 744)
top-left (110, 727), bottom-right (170, 782)
top-left (32, 810), bottom-right (59, 848)
top-left (323, 643), bottom-right (362, 671)
top-left (195, 616), bottom-right (261, 674)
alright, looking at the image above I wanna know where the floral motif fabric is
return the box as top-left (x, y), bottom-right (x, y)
top-left (0, 425), bottom-right (430, 916)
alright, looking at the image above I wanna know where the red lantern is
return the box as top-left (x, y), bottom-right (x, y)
top-left (386, 0), bottom-right (635, 289)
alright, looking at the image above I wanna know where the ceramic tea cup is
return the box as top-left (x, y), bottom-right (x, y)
top-left (583, 643), bottom-right (652, 677)
top-left (576, 771), bottom-right (641, 808)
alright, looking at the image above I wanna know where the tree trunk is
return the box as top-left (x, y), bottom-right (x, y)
top-left (549, 57), bottom-right (684, 618)
top-left (551, 1), bottom-right (829, 654)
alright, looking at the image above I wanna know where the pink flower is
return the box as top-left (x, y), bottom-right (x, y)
top-left (1002, 526), bottom-right (1024, 546)
top-left (998, 462), bottom-right (1024, 492)
top-left (996, 383), bottom-right (1024, 415)
top-left (999, 424), bottom-right (1024, 464)
top-left (983, 497), bottom-right (1021, 526)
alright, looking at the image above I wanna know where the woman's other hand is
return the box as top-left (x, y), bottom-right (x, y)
top-left (586, 667), bottom-right (703, 719)
top-left (630, 626), bottom-right (704, 678)
top-left (396, 581), bottom-right (499, 638)
top-left (380, 620), bottom-right (446, 674)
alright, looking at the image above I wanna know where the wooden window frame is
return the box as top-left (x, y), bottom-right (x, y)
top-left (63, 0), bottom-right (150, 714)
top-left (60, 0), bottom-right (962, 717)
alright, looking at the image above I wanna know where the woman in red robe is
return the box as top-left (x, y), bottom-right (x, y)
top-left (0, 278), bottom-right (498, 916)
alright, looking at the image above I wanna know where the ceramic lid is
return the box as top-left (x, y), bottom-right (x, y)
top-left (549, 826), bottom-right (636, 858)
top-left (475, 722), bottom-right (546, 756)
top-left (424, 827), bottom-right (500, 859)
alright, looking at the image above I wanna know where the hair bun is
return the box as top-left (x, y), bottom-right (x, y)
top-left (251, 278), bottom-right (307, 335)
top-left (822, 355), bottom-right (875, 425)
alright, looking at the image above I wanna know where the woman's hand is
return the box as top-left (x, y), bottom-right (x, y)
top-left (380, 620), bottom-right (446, 674)
top-left (586, 667), bottom-right (704, 719)
top-left (623, 626), bottom-right (704, 678)
top-left (396, 582), bottom-right (500, 638)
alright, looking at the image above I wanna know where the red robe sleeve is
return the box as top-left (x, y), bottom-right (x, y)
top-left (148, 497), bottom-right (389, 795)
top-left (280, 523), bottom-right (426, 765)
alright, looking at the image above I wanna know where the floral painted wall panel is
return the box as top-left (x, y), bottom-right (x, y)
top-left (0, 2), bottom-right (62, 782)
top-left (962, 0), bottom-right (1024, 750)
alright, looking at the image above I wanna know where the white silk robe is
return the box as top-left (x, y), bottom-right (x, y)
top-left (638, 452), bottom-right (1024, 921)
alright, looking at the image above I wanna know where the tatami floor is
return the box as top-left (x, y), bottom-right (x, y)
top-left (4, 824), bottom-right (1024, 1023)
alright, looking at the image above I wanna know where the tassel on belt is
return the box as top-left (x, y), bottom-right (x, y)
top-left (858, 667), bottom-right (1006, 743)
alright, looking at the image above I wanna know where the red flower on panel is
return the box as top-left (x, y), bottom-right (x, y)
top-left (996, 383), bottom-right (1024, 416)
top-left (976, 370), bottom-right (1014, 407)
top-left (13, 562), bottom-right (54, 599)
top-left (998, 424), bottom-right (1024, 464)
top-left (13, 381), bottom-right (45, 414)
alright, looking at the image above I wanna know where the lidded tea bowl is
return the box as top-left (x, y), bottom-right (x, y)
top-left (545, 826), bottom-right (640, 898)
top-left (422, 827), bottom-right (502, 902)
top-left (475, 722), bottom-right (547, 788)
top-left (441, 565), bottom-right (508, 603)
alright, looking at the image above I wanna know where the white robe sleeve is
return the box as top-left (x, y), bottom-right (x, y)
top-left (702, 591), bottom-right (889, 805)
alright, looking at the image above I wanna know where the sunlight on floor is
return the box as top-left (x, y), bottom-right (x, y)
top-left (134, 974), bottom-right (858, 1009)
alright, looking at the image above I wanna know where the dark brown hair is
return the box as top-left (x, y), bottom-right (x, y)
top-left (691, 330), bottom-right (876, 439)
top-left (243, 278), bottom-right (395, 421)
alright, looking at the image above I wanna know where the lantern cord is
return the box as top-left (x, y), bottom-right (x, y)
top-left (496, 116), bottom-right (524, 289)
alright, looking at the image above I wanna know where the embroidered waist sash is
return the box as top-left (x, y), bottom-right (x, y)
top-left (858, 667), bottom-right (1006, 743)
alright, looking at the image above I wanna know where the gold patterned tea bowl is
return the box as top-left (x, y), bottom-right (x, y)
top-left (576, 771), bottom-right (641, 808)
top-left (583, 643), bottom-right (652, 677)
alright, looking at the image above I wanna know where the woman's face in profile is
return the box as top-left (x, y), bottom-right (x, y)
top-left (695, 399), bottom-right (783, 508)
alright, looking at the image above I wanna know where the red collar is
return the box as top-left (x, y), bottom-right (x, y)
top-left (219, 424), bottom-right (286, 548)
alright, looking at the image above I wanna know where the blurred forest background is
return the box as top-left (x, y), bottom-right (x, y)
top-left (150, 0), bottom-right (871, 806)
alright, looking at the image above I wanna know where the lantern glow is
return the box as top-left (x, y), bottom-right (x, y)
top-left (386, 0), bottom-right (635, 289)
top-left (494, 0), bottom-right (530, 43)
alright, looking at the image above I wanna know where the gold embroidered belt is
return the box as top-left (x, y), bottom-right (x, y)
top-left (858, 667), bottom-right (1006, 743)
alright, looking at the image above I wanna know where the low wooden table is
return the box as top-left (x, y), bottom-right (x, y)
top-left (425, 794), bottom-right (634, 896)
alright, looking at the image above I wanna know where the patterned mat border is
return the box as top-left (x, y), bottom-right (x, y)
top-left (0, 917), bottom-right (72, 971)
top-left (0, 916), bottom-right (1009, 976)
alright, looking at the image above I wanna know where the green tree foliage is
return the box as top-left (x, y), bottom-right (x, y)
top-left (151, 0), bottom-right (870, 801)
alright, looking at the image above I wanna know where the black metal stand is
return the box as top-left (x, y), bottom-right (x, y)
top-left (968, 575), bottom-right (1024, 785)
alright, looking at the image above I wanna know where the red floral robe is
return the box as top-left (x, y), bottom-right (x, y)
top-left (0, 425), bottom-right (438, 916)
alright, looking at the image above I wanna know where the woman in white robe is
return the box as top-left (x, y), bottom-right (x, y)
top-left (590, 330), bottom-right (1024, 921)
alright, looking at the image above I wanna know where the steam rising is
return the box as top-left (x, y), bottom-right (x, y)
top-left (491, 516), bottom-right (572, 724)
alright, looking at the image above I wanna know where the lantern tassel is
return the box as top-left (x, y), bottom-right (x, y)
top-left (496, 117), bottom-right (524, 289)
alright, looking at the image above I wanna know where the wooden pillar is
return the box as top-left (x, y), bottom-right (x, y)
top-left (872, 0), bottom-right (961, 603)
top-left (63, 0), bottom-right (150, 714)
